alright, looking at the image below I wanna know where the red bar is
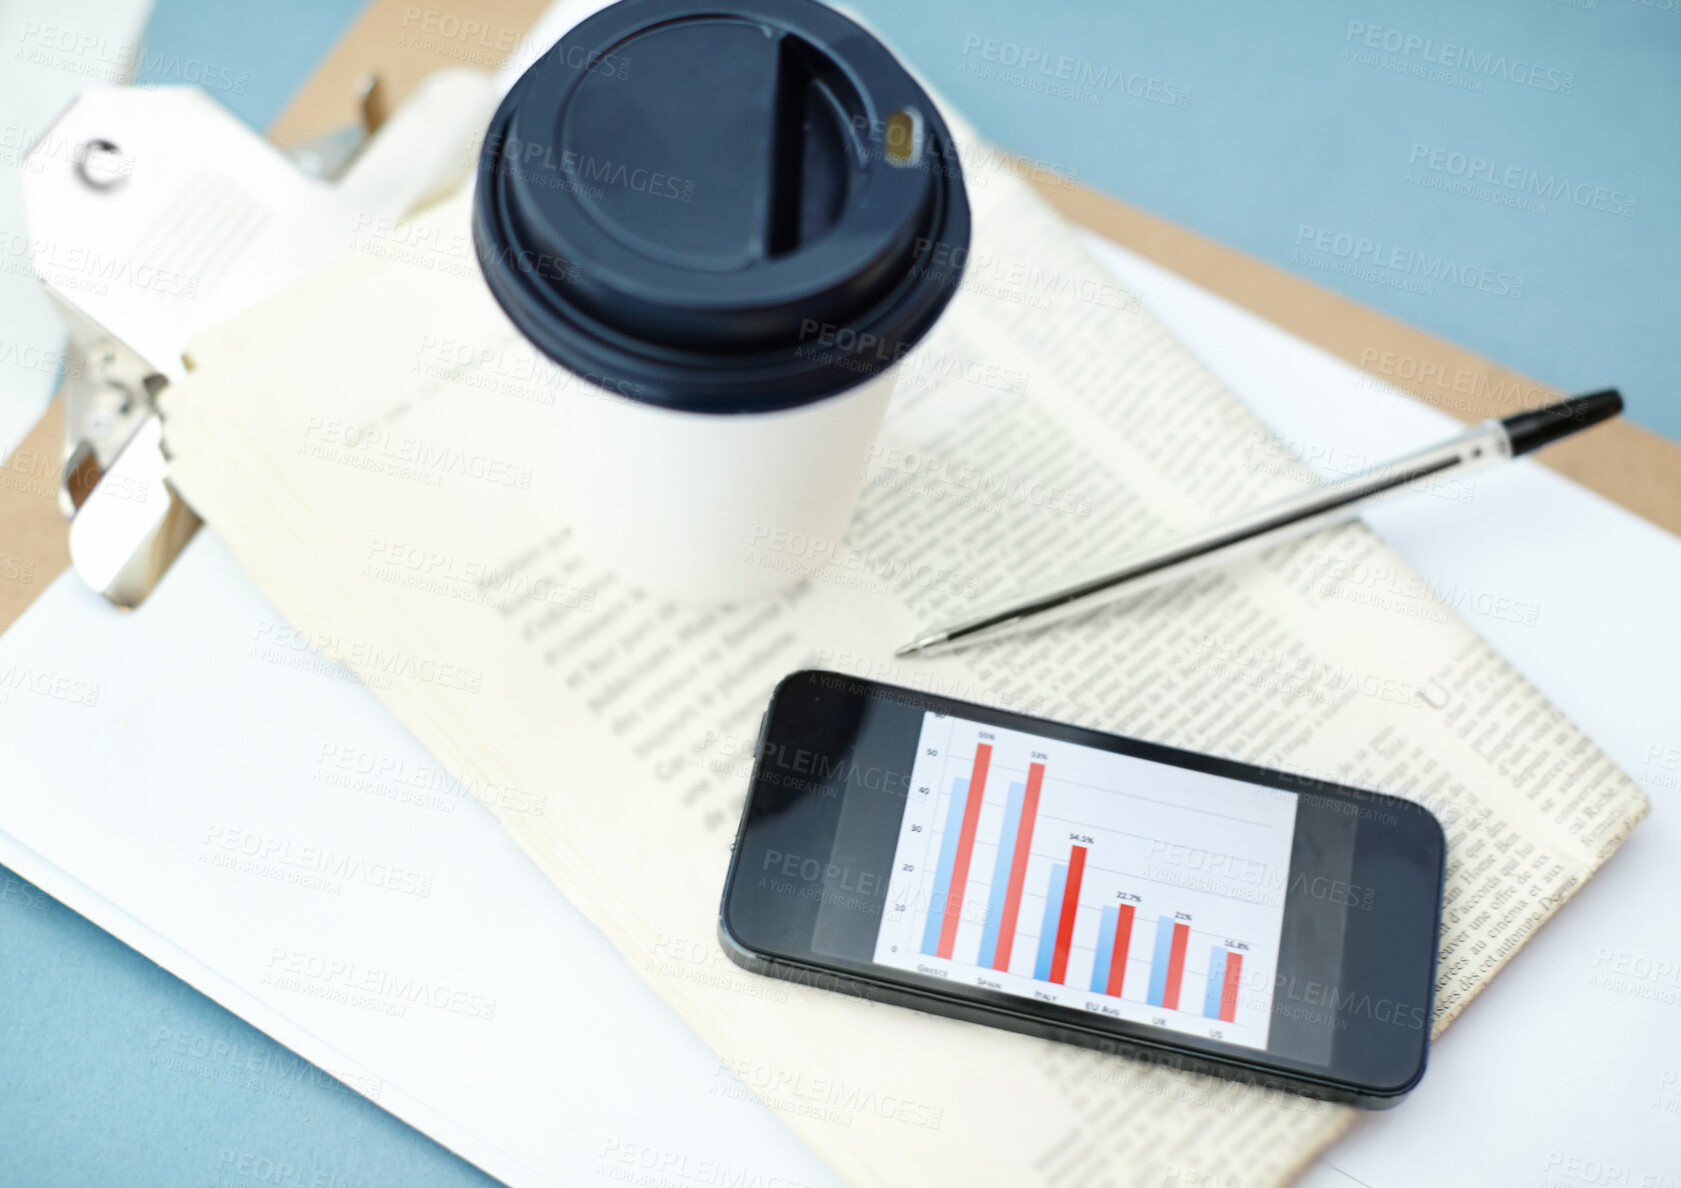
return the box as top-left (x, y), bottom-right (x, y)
top-left (935, 743), bottom-right (992, 958)
top-left (1048, 845), bottom-right (1087, 983)
top-left (1162, 921), bottom-right (1190, 1010)
top-left (1220, 952), bottom-right (1244, 1023)
top-left (1105, 904), bottom-right (1136, 997)
top-left (991, 761), bottom-right (1045, 971)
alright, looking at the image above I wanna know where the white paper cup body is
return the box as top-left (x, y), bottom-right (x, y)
top-left (551, 365), bottom-right (900, 603)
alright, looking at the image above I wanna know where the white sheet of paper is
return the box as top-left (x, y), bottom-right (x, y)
top-left (1, 233), bottom-right (1675, 1188)
top-left (0, 527), bottom-right (840, 1188)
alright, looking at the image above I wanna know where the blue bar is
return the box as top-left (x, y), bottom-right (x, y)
top-left (920, 777), bottom-right (971, 956)
top-left (1204, 947), bottom-right (1228, 1018)
top-left (1090, 904), bottom-right (1118, 994)
top-left (1146, 915), bottom-right (1176, 1007)
top-left (1032, 863), bottom-right (1067, 981)
top-left (976, 781), bottom-right (1026, 969)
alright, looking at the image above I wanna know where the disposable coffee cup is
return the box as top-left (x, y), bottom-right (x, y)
top-left (473, 0), bottom-right (970, 602)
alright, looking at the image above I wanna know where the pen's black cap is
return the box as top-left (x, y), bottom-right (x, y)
top-left (472, 0), bottom-right (971, 415)
top-left (1501, 389), bottom-right (1623, 456)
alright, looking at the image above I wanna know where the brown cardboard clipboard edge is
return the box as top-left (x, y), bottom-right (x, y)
top-left (3, 0), bottom-right (1677, 640)
top-left (0, 401), bottom-right (71, 633)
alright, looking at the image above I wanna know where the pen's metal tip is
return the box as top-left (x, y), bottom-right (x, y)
top-left (894, 632), bottom-right (945, 658)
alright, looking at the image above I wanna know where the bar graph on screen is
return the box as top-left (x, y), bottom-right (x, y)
top-left (873, 711), bottom-right (1300, 1050)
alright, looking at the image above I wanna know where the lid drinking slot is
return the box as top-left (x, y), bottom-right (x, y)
top-left (765, 35), bottom-right (851, 259)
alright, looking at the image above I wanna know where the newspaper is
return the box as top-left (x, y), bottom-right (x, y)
top-left (161, 128), bottom-right (1646, 1186)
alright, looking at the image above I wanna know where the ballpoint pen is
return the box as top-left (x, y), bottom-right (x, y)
top-left (895, 388), bottom-right (1624, 658)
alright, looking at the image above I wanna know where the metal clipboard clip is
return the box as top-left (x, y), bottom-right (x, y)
top-left (21, 68), bottom-right (497, 607)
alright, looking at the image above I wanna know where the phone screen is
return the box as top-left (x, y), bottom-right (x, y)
top-left (873, 709), bottom-right (1297, 1051)
top-left (724, 671), bottom-right (1445, 1101)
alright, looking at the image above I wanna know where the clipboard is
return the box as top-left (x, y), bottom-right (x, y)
top-left (2, 0), bottom-right (1677, 638)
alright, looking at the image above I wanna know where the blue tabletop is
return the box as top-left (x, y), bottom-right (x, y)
top-left (859, 0), bottom-right (1680, 443)
top-left (4, 0), bottom-right (1677, 1185)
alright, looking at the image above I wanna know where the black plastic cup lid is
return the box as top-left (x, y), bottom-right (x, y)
top-left (472, 0), bottom-right (971, 414)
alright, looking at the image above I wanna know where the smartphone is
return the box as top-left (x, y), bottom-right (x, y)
top-left (719, 670), bottom-right (1446, 1108)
